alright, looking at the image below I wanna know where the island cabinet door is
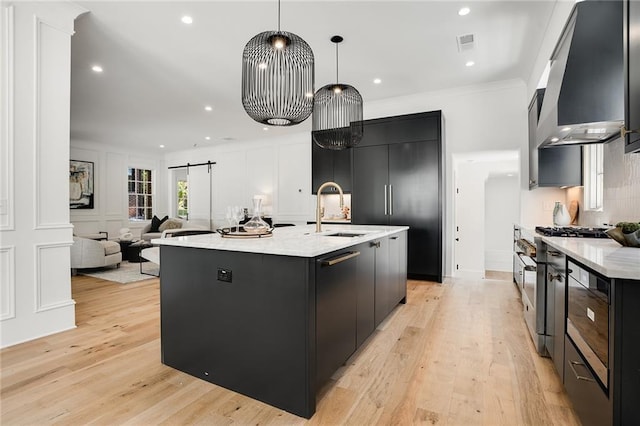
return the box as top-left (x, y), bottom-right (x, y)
top-left (389, 231), bottom-right (408, 306)
top-left (355, 242), bottom-right (376, 347)
top-left (374, 237), bottom-right (392, 326)
top-left (316, 249), bottom-right (359, 388)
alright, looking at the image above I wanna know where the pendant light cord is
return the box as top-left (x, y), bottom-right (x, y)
top-left (335, 43), bottom-right (339, 83)
top-left (277, 0), bottom-right (281, 32)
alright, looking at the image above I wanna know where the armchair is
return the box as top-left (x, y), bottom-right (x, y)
top-left (70, 237), bottom-right (122, 274)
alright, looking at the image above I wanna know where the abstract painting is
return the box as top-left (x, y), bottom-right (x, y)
top-left (69, 160), bottom-right (94, 209)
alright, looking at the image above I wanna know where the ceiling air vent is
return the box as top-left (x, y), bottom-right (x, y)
top-left (456, 33), bottom-right (475, 52)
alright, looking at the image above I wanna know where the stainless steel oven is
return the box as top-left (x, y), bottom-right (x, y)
top-left (513, 228), bottom-right (545, 355)
top-left (566, 260), bottom-right (610, 390)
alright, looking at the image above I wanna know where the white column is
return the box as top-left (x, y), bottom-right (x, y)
top-left (0, 1), bottom-right (87, 348)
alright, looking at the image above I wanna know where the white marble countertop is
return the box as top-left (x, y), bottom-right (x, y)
top-left (540, 236), bottom-right (640, 280)
top-left (152, 224), bottom-right (409, 258)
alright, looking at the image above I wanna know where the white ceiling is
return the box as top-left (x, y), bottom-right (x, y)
top-left (70, 0), bottom-right (558, 152)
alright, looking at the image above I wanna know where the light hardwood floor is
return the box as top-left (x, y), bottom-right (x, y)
top-left (1, 274), bottom-right (580, 425)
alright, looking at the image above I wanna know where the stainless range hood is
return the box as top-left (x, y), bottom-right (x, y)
top-left (537, 0), bottom-right (624, 148)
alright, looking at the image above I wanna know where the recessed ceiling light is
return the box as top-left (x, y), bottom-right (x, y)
top-left (204, 105), bottom-right (213, 111)
top-left (205, 136), bottom-right (211, 140)
top-left (551, 137), bottom-right (560, 142)
top-left (458, 7), bottom-right (470, 16)
top-left (181, 16), bottom-right (193, 24)
top-left (159, 144), bottom-right (165, 148)
top-left (91, 65), bottom-right (103, 73)
top-left (263, 127), bottom-right (269, 131)
top-left (373, 78), bottom-right (382, 84)
top-left (465, 61), bottom-right (475, 67)
top-left (562, 127), bottom-right (572, 131)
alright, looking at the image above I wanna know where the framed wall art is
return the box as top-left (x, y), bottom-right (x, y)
top-left (69, 160), bottom-right (94, 209)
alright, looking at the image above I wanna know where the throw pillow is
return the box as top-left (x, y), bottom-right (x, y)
top-left (159, 218), bottom-right (182, 232)
top-left (149, 215), bottom-right (169, 233)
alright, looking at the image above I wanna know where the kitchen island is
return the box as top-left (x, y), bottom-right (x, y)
top-left (153, 224), bottom-right (408, 418)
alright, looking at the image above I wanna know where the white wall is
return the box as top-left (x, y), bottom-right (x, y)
top-left (70, 141), bottom-right (167, 239)
top-left (1, 2), bottom-right (87, 348)
top-left (163, 133), bottom-right (313, 228)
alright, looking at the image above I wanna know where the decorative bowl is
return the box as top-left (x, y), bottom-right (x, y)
top-left (606, 227), bottom-right (640, 247)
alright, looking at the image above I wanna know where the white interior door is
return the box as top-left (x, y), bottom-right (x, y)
top-left (453, 163), bottom-right (486, 279)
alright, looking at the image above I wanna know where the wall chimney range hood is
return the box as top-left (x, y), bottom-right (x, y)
top-left (537, 0), bottom-right (624, 148)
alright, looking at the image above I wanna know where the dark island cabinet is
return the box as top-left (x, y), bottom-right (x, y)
top-left (311, 142), bottom-right (352, 193)
top-left (355, 241), bottom-right (376, 347)
top-left (352, 111), bottom-right (442, 282)
top-left (624, 0), bottom-right (640, 153)
top-left (529, 89), bottom-right (582, 188)
top-left (316, 248), bottom-right (358, 388)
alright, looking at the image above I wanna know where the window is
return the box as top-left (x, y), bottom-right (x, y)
top-left (177, 179), bottom-right (188, 219)
top-left (583, 144), bottom-right (604, 211)
top-left (128, 168), bottom-right (153, 220)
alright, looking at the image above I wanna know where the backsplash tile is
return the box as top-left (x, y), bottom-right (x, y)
top-left (573, 138), bottom-right (640, 227)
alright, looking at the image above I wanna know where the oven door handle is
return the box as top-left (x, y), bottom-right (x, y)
top-left (568, 360), bottom-right (596, 382)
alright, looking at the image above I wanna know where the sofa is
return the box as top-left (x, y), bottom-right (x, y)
top-left (140, 217), bottom-right (184, 241)
top-left (70, 236), bottom-right (122, 274)
top-left (140, 216), bottom-right (208, 241)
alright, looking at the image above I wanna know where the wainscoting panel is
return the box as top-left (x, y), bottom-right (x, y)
top-left (1, 6), bottom-right (15, 231)
top-left (105, 152), bottom-right (125, 216)
top-left (34, 242), bottom-right (74, 313)
top-left (33, 17), bottom-right (71, 229)
top-left (0, 246), bottom-right (16, 320)
top-left (71, 219), bottom-right (102, 237)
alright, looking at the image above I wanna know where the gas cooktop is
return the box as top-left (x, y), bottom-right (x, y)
top-left (535, 226), bottom-right (610, 238)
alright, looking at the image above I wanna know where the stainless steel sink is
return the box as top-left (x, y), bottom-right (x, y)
top-left (324, 232), bottom-right (365, 237)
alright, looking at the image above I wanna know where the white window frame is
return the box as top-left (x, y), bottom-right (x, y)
top-left (583, 144), bottom-right (604, 211)
top-left (128, 167), bottom-right (154, 221)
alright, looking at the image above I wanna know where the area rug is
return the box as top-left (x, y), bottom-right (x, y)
top-left (78, 261), bottom-right (159, 284)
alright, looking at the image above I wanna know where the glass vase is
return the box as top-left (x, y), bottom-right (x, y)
top-left (243, 198), bottom-right (270, 234)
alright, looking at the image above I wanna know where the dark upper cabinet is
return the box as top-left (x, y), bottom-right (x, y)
top-left (311, 141), bottom-right (352, 193)
top-left (624, 0), bottom-right (640, 153)
top-left (529, 89), bottom-right (582, 189)
top-left (352, 111), bottom-right (442, 282)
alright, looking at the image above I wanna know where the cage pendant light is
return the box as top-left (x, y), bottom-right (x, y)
top-left (312, 35), bottom-right (363, 150)
top-left (241, 0), bottom-right (314, 126)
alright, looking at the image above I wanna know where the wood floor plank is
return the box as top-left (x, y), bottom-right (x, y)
top-left (0, 275), bottom-right (580, 425)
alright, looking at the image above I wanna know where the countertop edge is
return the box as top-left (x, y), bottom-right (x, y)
top-left (540, 236), bottom-right (640, 280)
top-left (152, 225), bottom-right (410, 258)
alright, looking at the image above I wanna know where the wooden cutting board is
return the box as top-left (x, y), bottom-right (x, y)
top-left (568, 200), bottom-right (579, 225)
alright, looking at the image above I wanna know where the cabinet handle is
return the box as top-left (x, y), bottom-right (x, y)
top-left (568, 360), bottom-right (595, 382)
top-left (384, 184), bottom-right (388, 215)
top-left (621, 126), bottom-right (639, 138)
top-left (390, 236), bottom-right (398, 240)
top-left (321, 251), bottom-right (360, 266)
top-left (548, 250), bottom-right (562, 257)
top-left (529, 179), bottom-right (537, 185)
top-left (389, 185), bottom-right (393, 216)
top-left (370, 241), bottom-right (381, 248)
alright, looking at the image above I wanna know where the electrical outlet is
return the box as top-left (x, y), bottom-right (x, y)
top-left (217, 268), bottom-right (232, 283)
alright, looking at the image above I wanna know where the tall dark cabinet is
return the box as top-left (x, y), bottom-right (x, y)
top-left (624, 0), bottom-right (640, 153)
top-left (352, 111), bottom-right (442, 282)
top-left (311, 142), bottom-right (352, 193)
